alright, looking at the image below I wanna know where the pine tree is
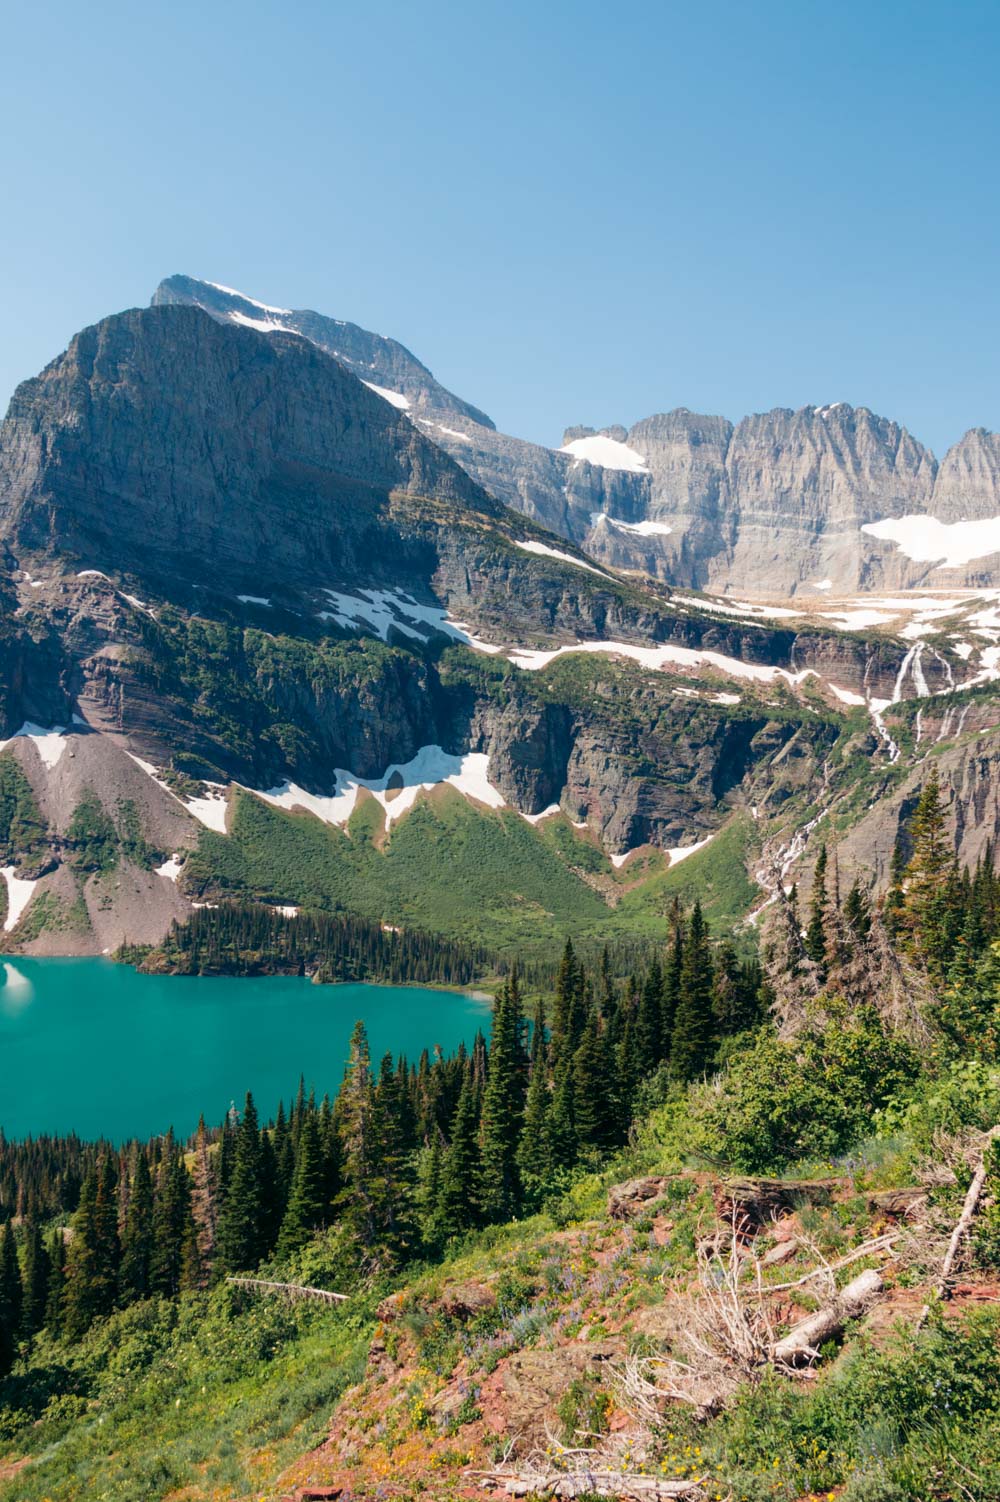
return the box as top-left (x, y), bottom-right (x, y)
top-left (661, 909), bottom-right (684, 1059)
top-left (670, 902), bottom-right (716, 1081)
top-left (0, 1222), bottom-right (22, 1373)
top-left (903, 767), bottom-right (953, 972)
top-left (547, 1056), bottom-right (577, 1167)
top-left (150, 1138), bottom-right (196, 1296)
top-left (20, 1219), bottom-right (49, 1340)
top-left (712, 941), bottom-right (759, 1035)
top-left (278, 1110), bottom-right (327, 1257)
top-left (636, 957), bottom-right (663, 1077)
top-left (572, 1014), bottom-right (615, 1151)
top-left (884, 837), bottom-right (907, 938)
top-left (119, 1148), bottom-right (154, 1303)
top-left (419, 1133), bottom-right (446, 1247)
top-left (216, 1094), bottom-right (264, 1273)
top-left (805, 844), bottom-right (829, 976)
top-left (337, 1021), bottom-right (384, 1250)
top-left (439, 1066), bottom-right (481, 1234)
top-left (479, 971), bottom-right (527, 1222)
top-left (551, 940), bottom-right (585, 1066)
top-left (843, 880), bottom-right (871, 939)
top-left (190, 1117), bottom-right (218, 1286)
top-left (517, 1006), bottom-right (552, 1196)
top-left (44, 1231), bottom-right (65, 1336)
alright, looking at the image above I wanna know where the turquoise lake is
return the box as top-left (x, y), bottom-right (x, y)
top-left (0, 958), bottom-right (492, 1142)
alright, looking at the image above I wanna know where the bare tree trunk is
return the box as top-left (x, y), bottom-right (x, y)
top-left (770, 1268), bottom-right (883, 1365)
top-left (917, 1124), bottom-right (1000, 1326)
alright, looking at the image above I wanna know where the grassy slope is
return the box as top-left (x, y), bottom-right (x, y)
top-left (5, 1098), bottom-right (999, 1502)
top-left (184, 788), bottom-right (760, 951)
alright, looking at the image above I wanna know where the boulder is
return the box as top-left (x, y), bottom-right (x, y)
top-left (607, 1176), bottom-right (668, 1219)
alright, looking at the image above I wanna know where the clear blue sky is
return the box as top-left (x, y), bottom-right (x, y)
top-left (2, 0), bottom-right (997, 455)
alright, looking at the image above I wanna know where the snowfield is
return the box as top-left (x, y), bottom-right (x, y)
top-left (1, 868), bottom-right (38, 932)
top-left (512, 540), bottom-right (612, 577)
top-left (361, 381), bottom-right (411, 410)
top-left (590, 512), bottom-right (673, 538)
top-left (257, 747), bottom-right (505, 829)
top-left (862, 515), bottom-right (1000, 569)
top-left (560, 435), bottom-right (650, 473)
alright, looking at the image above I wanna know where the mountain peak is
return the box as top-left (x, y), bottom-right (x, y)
top-left (152, 275), bottom-right (495, 431)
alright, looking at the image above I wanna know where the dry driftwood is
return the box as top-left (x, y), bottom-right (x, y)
top-left (226, 1277), bottom-right (348, 1304)
top-left (770, 1267), bottom-right (883, 1365)
top-left (471, 1469), bottom-right (706, 1499)
top-left (917, 1124), bottom-right (1000, 1326)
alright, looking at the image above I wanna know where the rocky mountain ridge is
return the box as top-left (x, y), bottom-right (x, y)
top-left (154, 276), bottom-right (1000, 597)
top-left (0, 291), bottom-right (993, 957)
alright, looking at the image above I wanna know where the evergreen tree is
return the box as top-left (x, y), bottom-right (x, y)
top-left (712, 941), bottom-right (760, 1035)
top-left (216, 1094), bottom-right (264, 1273)
top-left (118, 1148), bottom-right (154, 1303)
top-left (66, 1153), bottom-right (120, 1339)
top-left (439, 1066), bottom-right (481, 1234)
top-left (547, 1056), bottom-right (577, 1166)
top-left (572, 1014), bottom-right (615, 1151)
top-left (20, 1219), bottom-right (49, 1340)
top-left (636, 957), bottom-right (663, 1077)
top-left (479, 971), bottom-right (527, 1222)
top-left (661, 909), bottom-right (684, 1058)
top-left (0, 1222), bottom-right (22, 1372)
top-left (517, 1005), bottom-right (552, 1196)
top-left (44, 1231), bottom-right (65, 1337)
top-left (190, 1116), bottom-right (218, 1286)
top-left (903, 767), bottom-right (953, 972)
top-left (551, 940), bottom-right (585, 1065)
top-left (278, 1111), bottom-right (327, 1257)
top-left (670, 902), bottom-right (716, 1081)
top-left (337, 1021), bottom-right (387, 1252)
top-left (805, 844), bottom-right (829, 975)
top-left (844, 880), bottom-right (871, 939)
top-left (150, 1138), bottom-right (196, 1296)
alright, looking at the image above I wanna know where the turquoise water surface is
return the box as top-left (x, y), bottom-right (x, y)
top-left (0, 958), bottom-right (491, 1142)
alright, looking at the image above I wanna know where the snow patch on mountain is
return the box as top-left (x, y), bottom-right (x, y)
top-left (258, 746), bottom-right (505, 830)
top-left (207, 282), bottom-right (291, 314)
top-left (666, 834), bottom-right (714, 866)
top-left (513, 540), bottom-right (611, 578)
top-left (561, 435), bottom-right (649, 473)
top-left (230, 311), bottom-right (293, 335)
top-left (590, 512), bottom-right (672, 538)
top-left (0, 723), bottom-right (68, 769)
top-left (1, 868), bottom-right (38, 932)
top-left (318, 587), bottom-right (499, 650)
top-left (362, 381), bottom-right (410, 410)
top-left (863, 515), bottom-right (1000, 569)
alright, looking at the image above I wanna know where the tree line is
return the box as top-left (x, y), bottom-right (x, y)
top-left (135, 901), bottom-right (491, 985)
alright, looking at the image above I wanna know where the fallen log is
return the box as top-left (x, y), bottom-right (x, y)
top-left (770, 1267), bottom-right (883, 1365)
top-left (471, 1469), bottom-right (706, 1499)
top-left (226, 1277), bottom-right (348, 1304)
top-left (917, 1124), bottom-right (1000, 1326)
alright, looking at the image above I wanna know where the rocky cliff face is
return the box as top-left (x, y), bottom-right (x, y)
top-left (931, 429), bottom-right (1000, 523)
top-left (0, 305), bottom-right (507, 600)
top-left (0, 289), bottom-right (991, 956)
top-left (153, 275), bottom-right (1000, 597)
top-left (153, 275), bottom-right (495, 428)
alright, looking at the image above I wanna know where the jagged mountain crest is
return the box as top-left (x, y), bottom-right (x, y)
top-left (153, 274), bottom-right (495, 429)
top-left (150, 275), bottom-right (1000, 596)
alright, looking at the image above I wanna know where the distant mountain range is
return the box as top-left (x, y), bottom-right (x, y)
top-left (156, 275), bottom-right (1000, 596)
